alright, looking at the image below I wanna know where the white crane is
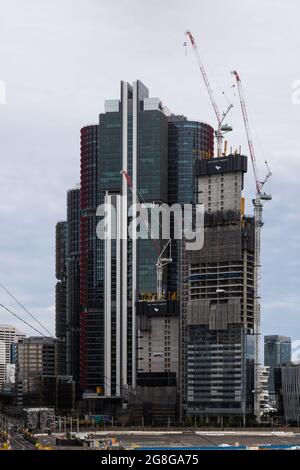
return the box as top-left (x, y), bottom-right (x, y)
top-left (121, 170), bottom-right (172, 301)
top-left (185, 30), bottom-right (233, 157)
top-left (232, 70), bottom-right (272, 422)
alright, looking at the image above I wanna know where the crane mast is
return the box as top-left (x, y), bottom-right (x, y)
top-left (185, 30), bottom-right (233, 157)
top-left (232, 70), bottom-right (272, 422)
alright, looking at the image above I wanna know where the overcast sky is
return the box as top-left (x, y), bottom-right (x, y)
top-left (0, 0), bottom-right (299, 351)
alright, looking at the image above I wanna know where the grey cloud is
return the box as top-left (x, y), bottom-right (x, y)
top-left (0, 0), bottom-right (299, 338)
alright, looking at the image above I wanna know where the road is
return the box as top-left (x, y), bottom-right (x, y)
top-left (9, 431), bottom-right (36, 450)
top-left (0, 414), bottom-right (37, 450)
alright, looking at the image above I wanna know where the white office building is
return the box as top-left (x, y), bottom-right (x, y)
top-left (0, 324), bottom-right (25, 387)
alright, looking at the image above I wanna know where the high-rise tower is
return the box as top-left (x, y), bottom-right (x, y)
top-left (0, 325), bottom-right (25, 387)
top-left (181, 154), bottom-right (255, 424)
top-left (57, 81), bottom-right (215, 421)
top-left (168, 115), bottom-right (214, 293)
top-left (55, 221), bottom-right (67, 376)
top-left (264, 335), bottom-right (291, 397)
top-left (66, 188), bottom-right (81, 387)
top-left (79, 124), bottom-right (101, 392)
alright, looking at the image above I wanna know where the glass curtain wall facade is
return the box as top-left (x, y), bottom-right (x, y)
top-left (102, 81), bottom-right (169, 397)
top-left (264, 335), bottom-right (291, 396)
top-left (79, 125), bottom-right (101, 391)
top-left (66, 188), bottom-right (81, 388)
top-left (138, 110), bottom-right (168, 294)
top-left (55, 221), bottom-right (67, 376)
top-left (78, 81), bottom-right (169, 397)
top-left (167, 116), bottom-right (214, 293)
top-left (275, 364), bottom-right (300, 421)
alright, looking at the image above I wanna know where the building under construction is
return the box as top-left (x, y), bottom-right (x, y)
top-left (180, 154), bottom-right (256, 425)
top-left (55, 49), bottom-right (271, 424)
top-left (181, 33), bottom-right (272, 424)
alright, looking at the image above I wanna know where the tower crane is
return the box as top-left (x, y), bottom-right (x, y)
top-left (231, 70), bottom-right (272, 422)
top-left (121, 170), bottom-right (172, 301)
top-left (185, 30), bottom-right (233, 157)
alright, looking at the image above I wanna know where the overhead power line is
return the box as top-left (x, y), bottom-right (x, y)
top-left (0, 281), bottom-right (54, 337)
top-left (0, 303), bottom-right (47, 337)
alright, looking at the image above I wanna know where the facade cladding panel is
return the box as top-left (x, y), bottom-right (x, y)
top-left (79, 125), bottom-right (102, 391)
top-left (55, 221), bottom-right (67, 375)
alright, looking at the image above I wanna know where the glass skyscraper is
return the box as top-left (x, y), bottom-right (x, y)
top-left (56, 80), bottom-right (214, 421)
top-left (264, 335), bottom-right (291, 396)
top-left (168, 116), bottom-right (214, 293)
top-left (79, 125), bottom-right (101, 392)
top-left (55, 189), bottom-right (81, 389)
top-left (78, 81), bottom-right (170, 398)
top-left (55, 221), bottom-right (67, 376)
top-left (66, 188), bottom-right (80, 389)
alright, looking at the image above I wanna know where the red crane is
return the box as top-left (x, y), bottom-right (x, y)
top-left (185, 30), bottom-right (233, 157)
top-left (232, 70), bottom-right (272, 422)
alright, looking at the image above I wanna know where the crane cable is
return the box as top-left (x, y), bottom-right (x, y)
top-left (0, 281), bottom-right (54, 337)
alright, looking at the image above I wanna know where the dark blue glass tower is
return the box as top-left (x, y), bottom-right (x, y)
top-left (168, 115), bottom-right (214, 293)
